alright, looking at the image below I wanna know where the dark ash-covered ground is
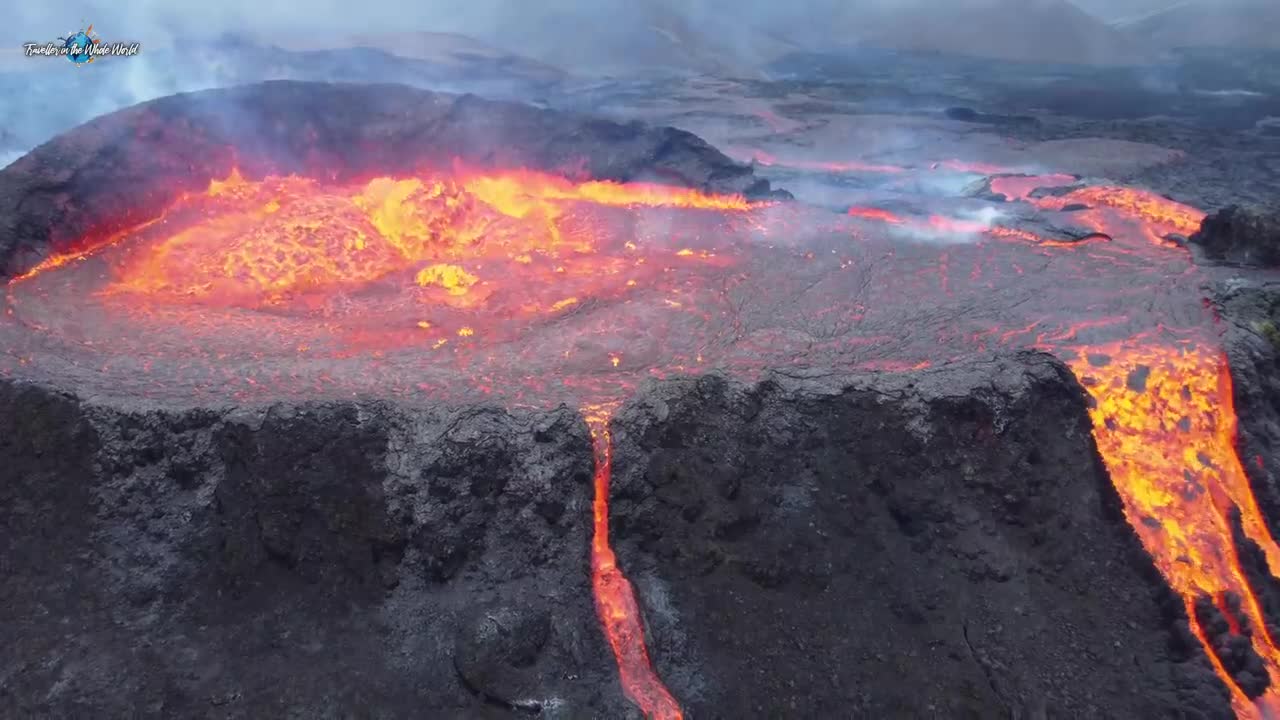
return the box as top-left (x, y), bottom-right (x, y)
top-left (0, 352), bottom-right (1233, 718)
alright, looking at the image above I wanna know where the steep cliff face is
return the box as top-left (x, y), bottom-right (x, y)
top-left (0, 352), bottom-right (1234, 718)
top-left (607, 353), bottom-right (1230, 718)
top-left (1191, 206), bottom-right (1280, 268)
top-left (1215, 281), bottom-right (1280, 535)
top-left (0, 385), bottom-right (633, 718)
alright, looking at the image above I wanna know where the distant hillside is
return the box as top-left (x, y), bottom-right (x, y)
top-left (264, 31), bottom-right (567, 84)
top-left (844, 0), bottom-right (1156, 66)
top-left (476, 1), bottom-right (797, 77)
top-left (1069, 0), bottom-right (1184, 22)
top-left (1115, 1), bottom-right (1280, 50)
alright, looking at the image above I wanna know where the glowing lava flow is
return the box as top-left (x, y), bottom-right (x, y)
top-left (844, 174), bottom-right (1278, 715)
top-left (989, 176), bottom-right (1206, 246)
top-left (1067, 341), bottom-right (1280, 718)
top-left (846, 206), bottom-right (1048, 244)
top-left (16, 165), bottom-right (757, 299)
top-left (583, 403), bottom-right (683, 720)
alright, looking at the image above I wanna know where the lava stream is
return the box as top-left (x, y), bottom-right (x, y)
top-left (583, 403), bottom-right (683, 720)
top-left (1068, 341), bottom-right (1280, 718)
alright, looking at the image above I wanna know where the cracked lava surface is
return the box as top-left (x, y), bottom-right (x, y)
top-left (4, 159), bottom-right (1280, 718)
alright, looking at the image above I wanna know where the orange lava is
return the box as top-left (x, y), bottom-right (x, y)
top-left (846, 206), bottom-right (906, 224)
top-left (846, 169), bottom-right (1279, 718)
top-left (583, 403), bottom-right (683, 720)
top-left (1038, 186), bottom-right (1205, 237)
top-left (847, 206), bottom-right (1050, 245)
top-left (1069, 340), bottom-right (1280, 718)
top-left (992, 182), bottom-right (1206, 247)
top-left (30, 166), bottom-right (758, 318)
top-left (848, 206), bottom-right (994, 235)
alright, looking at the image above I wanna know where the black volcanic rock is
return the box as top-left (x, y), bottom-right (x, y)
top-left (0, 352), bottom-right (1237, 718)
top-left (0, 385), bottom-right (633, 719)
top-left (1190, 205), bottom-right (1280, 267)
top-left (1004, 213), bottom-right (1115, 246)
top-left (1212, 281), bottom-right (1280, 539)
top-left (0, 80), bottom-right (786, 278)
top-left (607, 352), bottom-right (1231, 718)
top-left (945, 106), bottom-right (1040, 127)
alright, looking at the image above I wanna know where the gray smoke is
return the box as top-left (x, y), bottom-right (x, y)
top-left (0, 0), bottom-right (1270, 164)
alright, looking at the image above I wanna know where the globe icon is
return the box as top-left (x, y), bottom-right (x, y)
top-left (64, 31), bottom-right (94, 64)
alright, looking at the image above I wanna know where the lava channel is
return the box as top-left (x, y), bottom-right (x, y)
top-left (584, 402), bottom-right (683, 720)
top-left (818, 178), bottom-right (1280, 718)
top-left (1067, 340), bottom-right (1280, 718)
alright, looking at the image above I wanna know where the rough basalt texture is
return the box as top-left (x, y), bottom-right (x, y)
top-left (0, 352), bottom-right (1235, 718)
top-left (0, 80), bottom-right (787, 278)
top-left (1191, 205), bottom-right (1280, 268)
top-left (0, 385), bottom-right (633, 719)
top-left (1213, 280), bottom-right (1280, 539)
top-left (607, 352), bottom-right (1232, 719)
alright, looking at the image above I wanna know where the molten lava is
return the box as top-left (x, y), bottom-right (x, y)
top-left (1036, 186), bottom-right (1205, 237)
top-left (584, 403), bottom-right (683, 720)
top-left (989, 177), bottom-right (1206, 247)
top-left (1069, 341), bottom-right (1280, 718)
top-left (89, 166), bottom-right (753, 311)
top-left (846, 206), bottom-right (1048, 245)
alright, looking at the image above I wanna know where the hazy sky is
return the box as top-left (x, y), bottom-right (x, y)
top-left (7, 0), bottom-right (1196, 46)
top-left (7, 0), bottom-right (1261, 67)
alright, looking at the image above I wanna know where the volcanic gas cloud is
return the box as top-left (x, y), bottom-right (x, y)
top-left (3, 82), bottom-right (1280, 719)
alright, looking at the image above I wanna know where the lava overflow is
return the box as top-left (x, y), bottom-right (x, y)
top-left (6, 162), bottom-right (1280, 718)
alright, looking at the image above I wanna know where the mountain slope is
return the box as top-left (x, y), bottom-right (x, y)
top-left (845, 0), bottom-right (1155, 65)
top-left (1117, 1), bottom-right (1280, 50)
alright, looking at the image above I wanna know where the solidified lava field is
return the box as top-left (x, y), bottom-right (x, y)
top-left (4, 80), bottom-right (1280, 719)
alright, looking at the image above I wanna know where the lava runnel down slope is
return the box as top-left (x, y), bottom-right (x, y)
top-left (585, 402), bottom-right (683, 720)
top-left (1067, 340), bottom-right (1280, 717)
top-left (6, 164), bottom-right (1280, 718)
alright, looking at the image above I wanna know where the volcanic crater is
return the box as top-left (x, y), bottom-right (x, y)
top-left (2, 80), bottom-right (1280, 719)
